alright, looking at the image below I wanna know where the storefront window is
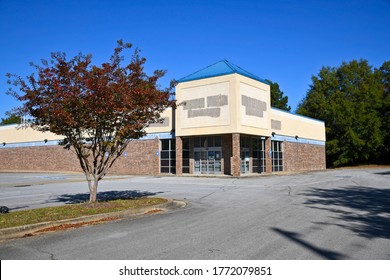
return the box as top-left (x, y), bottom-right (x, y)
top-left (252, 137), bottom-right (266, 173)
top-left (271, 140), bottom-right (283, 172)
top-left (182, 137), bottom-right (190, 173)
top-left (160, 139), bottom-right (176, 174)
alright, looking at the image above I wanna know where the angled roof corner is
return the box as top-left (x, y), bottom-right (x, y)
top-left (177, 59), bottom-right (269, 85)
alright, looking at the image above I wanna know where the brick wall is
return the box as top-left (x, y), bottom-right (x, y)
top-left (0, 138), bottom-right (160, 175)
top-left (265, 137), bottom-right (272, 173)
top-left (0, 145), bottom-right (82, 173)
top-left (175, 136), bottom-right (183, 175)
top-left (283, 141), bottom-right (326, 172)
top-left (0, 137), bottom-right (326, 175)
top-left (231, 133), bottom-right (240, 176)
top-left (112, 138), bottom-right (160, 175)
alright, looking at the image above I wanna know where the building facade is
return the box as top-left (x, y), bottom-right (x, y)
top-left (0, 60), bottom-right (326, 176)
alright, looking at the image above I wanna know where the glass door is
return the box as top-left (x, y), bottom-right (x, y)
top-left (241, 148), bottom-right (250, 173)
top-left (194, 148), bottom-right (222, 174)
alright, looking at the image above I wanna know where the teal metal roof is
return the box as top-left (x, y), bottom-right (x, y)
top-left (178, 59), bottom-right (269, 84)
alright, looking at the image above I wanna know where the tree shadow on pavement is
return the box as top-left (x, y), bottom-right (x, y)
top-left (51, 190), bottom-right (163, 204)
top-left (272, 227), bottom-right (346, 260)
top-left (302, 185), bottom-right (390, 239)
top-left (375, 171), bottom-right (390, 176)
top-left (8, 205), bottom-right (29, 211)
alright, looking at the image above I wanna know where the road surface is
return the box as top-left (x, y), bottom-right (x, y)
top-left (0, 167), bottom-right (389, 259)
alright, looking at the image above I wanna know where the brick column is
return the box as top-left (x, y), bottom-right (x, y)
top-left (265, 137), bottom-right (272, 173)
top-left (231, 133), bottom-right (241, 177)
top-left (175, 136), bottom-right (182, 175)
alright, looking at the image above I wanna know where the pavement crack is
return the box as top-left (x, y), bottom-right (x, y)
top-left (198, 190), bottom-right (218, 200)
top-left (199, 180), bottom-right (240, 200)
top-left (32, 246), bottom-right (57, 260)
top-left (220, 179), bottom-right (240, 192)
top-left (207, 248), bottom-right (228, 257)
top-left (208, 248), bottom-right (221, 253)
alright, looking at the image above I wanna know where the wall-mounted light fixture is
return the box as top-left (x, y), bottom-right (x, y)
top-left (272, 132), bottom-right (275, 137)
top-left (295, 135), bottom-right (299, 140)
top-left (2, 142), bottom-right (5, 146)
top-left (44, 139), bottom-right (48, 143)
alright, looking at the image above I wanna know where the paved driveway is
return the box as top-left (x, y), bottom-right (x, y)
top-left (0, 168), bottom-right (389, 259)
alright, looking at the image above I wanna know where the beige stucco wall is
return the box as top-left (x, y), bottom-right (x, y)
top-left (0, 124), bottom-right (62, 144)
top-left (176, 73), bottom-right (271, 137)
top-left (176, 74), bottom-right (235, 136)
top-left (270, 108), bottom-right (326, 141)
top-left (1, 80), bottom-right (325, 144)
top-left (144, 107), bottom-right (174, 134)
top-left (236, 75), bottom-right (271, 136)
top-left (176, 73), bottom-right (325, 142)
top-left (0, 108), bottom-right (173, 145)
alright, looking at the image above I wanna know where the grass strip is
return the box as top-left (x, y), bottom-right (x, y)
top-left (0, 197), bottom-right (167, 229)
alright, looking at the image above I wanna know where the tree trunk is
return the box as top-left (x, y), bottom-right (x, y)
top-left (86, 173), bottom-right (99, 203)
top-left (89, 177), bottom-right (99, 203)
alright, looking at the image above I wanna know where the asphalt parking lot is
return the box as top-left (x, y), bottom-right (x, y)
top-left (0, 167), bottom-right (389, 259)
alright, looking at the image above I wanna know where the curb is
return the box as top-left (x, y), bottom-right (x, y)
top-left (0, 199), bottom-right (187, 242)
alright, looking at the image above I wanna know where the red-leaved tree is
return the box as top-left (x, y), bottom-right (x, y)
top-left (6, 40), bottom-right (174, 202)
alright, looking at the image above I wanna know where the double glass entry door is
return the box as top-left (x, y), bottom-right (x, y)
top-left (194, 147), bottom-right (251, 174)
top-left (194, 148), bottom-right (222, 174)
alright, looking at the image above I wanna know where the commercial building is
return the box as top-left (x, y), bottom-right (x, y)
top-left (0, 60), bottom-right (326, 176)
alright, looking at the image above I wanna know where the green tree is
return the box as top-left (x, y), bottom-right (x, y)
top-left (266, 79), bottom-right (291, 111)
top-left (297, 59), bottom-right (384, 167)
top-left (376, 61), bottom-right (390, 163)
top-left (6, 40), bottom-right (174, 202)
top-left (0, 113), bottom-right (21, 125)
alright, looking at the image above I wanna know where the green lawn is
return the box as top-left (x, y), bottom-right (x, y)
top-left (0, 197), bottom-right (167, 229)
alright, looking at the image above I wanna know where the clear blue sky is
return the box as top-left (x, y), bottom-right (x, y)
top-left (1, 0), bottom-right (389, 119)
